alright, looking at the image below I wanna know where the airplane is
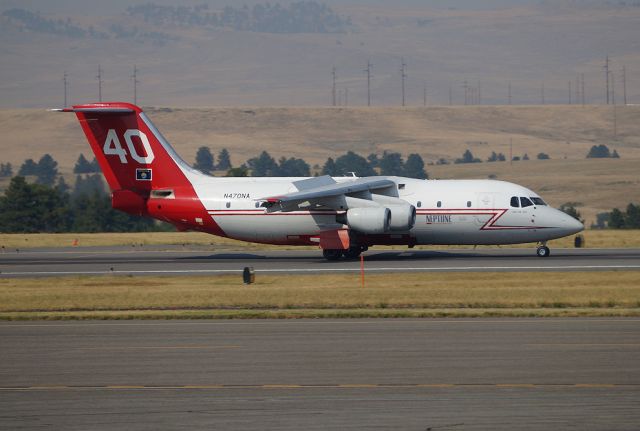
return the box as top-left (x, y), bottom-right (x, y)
top-left (54, 102), bottom-right (584, 260)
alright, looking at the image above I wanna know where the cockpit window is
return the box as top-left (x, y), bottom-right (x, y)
top-left (531, 197), bottom-right (546, 206)
top-left (510, 196), bottom-right (519, 207)
top-left (520, 197), bottom-right (534, 207)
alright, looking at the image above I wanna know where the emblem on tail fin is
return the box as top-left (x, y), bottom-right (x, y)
top-left (103, 129), bottom-right (155, 164)
top-left (136, 168), bottom-right (152, 181)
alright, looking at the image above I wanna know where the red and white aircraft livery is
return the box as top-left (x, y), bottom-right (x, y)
top-left (55, 102), bottom-right (583, 260)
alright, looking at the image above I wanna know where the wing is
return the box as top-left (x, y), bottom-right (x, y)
top-left (258, 175), bottom-right (401, 212)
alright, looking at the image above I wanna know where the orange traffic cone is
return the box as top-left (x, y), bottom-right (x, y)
top-left (72, 239), bottom-right (78, 246)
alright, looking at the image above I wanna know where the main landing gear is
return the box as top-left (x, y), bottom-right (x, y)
top-left (322, 245), bottom-right (368, 261)
top-left (536, 242), bottom-right (550, 257)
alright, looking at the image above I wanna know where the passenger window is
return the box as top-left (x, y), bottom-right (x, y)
top-left (417, 201), bottom-right (422, 208)
top-left (510, 196), bottom-right (519, 208)
top-left (437, 201), bottom-right (442, 208)
top-left (226, 202), bottom-right (231, 208)
top-left (466, 201), bottom-right (472, 208)
top-left (520, 197), bottom-right (533, 208)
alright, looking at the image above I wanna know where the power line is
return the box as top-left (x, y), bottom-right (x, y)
top-left (132, 65), bottom-right (140, 106)
top-left (622, 65), bottom-right (627, 105)
top-left (611, 72), bottom-right (616, 105)
top-left (63, 71), bottom-right (68, 107)
top-left (365, 61), bottom-right (372, 106)
top-left (463, 80), bottom-right (468, 105)
top-left (423, 81), bottom-right (427, 106)
top-left (331, 67), bottom-right (336, 106)
top-left (604, 55), bottom-right (610, 104)
top-left (568, 80), bottom-right (572, 104)
top-left (96, 64), bottom-right (103, 102)
top-left (400, 58), bottom-right (407, 106)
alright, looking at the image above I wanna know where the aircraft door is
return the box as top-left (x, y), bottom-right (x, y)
top-left (476, 192), bottom-right (496, 209)
top-left (475, 192), bottom-right (497, 226)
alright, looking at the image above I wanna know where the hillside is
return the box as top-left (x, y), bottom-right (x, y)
top-left (0, 0), bottom-right (638, 108)
top-left (0, 104), bottom-right (638, 225)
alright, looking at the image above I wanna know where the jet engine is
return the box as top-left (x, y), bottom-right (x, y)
top-left (346, 207), bottom-right (391, 234)
top-left (387, 204), bottom-right (417, 231)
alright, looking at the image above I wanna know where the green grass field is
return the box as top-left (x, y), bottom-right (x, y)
top-left (1, 272), bottom-right (639, 320)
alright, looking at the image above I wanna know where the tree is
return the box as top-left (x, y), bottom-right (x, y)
top-left (586, 144), bottom-right (611, 158)
top-left (612, 149), bottom-right (620, 158)
top-left (379, 152), bottom-right (404, 176)
top-left (403, 154), bottom-right (428, 179)
top-left (55, 176), bottom-right (70, 194)
top-left (248, 151), bottom-right (279, 176)
top-left (537, 152), bottom-right (550, 160)
top-left (70, 191), bottom-right (155, 232)
top-left (522, 153), bottom-right (530, 161)
top-left (278, 157), bottom-right (310, 177)
top-left (90, 157), bottom-right (100, 172)
top-left (592, 212), bottom-right (610, 229)
top-left (626, 203), bottom-right (640, 228)
top-left (333, 151), bottom-right (376, 176)
top-left (73, 154), bottom-right (94, 174)
top-left (73, 174), bottom-right (105, 198)
top-left (559, 202), bottom-right (584, 224)
top-left (18, 158), bottom-right (38, 176)
top-left (487, 151), bottom-right (507, 162)
top-left (217, 148), bottom-right (232, 170)
top-left (366, 153), bottom-right (379, 169)
top-left (321, 157), bottom-right (337, 176)
top-left (609, 208), bottom-right (625, 228)
top-left (0, 176), bottom-right (69, 232)
top-left (35, 154), bottom-right (59, 186)
top-left (454, 149), bottom-right (481, 164)
top-left (193, 146), bottom-right (215, 175)
top-left (0, 163), bottom-right (12, 177)
top-left (226, 166), bottom-right (248, 177)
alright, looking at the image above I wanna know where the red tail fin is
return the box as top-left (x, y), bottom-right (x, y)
top-left (58, 102), bottom-right (189, 193)
top-left (56, 102), bottom-right (224, 236)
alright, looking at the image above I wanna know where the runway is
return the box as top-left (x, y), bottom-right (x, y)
top-left (1, 319), bottom-right (639, 430)
top-left (1, 246), bottom-right (640, 277)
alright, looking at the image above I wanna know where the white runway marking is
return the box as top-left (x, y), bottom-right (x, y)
top-left (2, 264), bottom-right (640, 276)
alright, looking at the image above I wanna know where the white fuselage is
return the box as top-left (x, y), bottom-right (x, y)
top-left (184, 174), bottom-right (584, 246)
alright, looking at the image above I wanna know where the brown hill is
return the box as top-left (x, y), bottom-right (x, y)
top-left (0, 1), bottom-right (639, 108)
top-left (1, 104), bottom-right (638, 225)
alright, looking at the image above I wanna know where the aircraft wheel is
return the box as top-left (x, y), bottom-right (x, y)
top-left (536, 246), bottom-right (550, 257)
top-left (343, 246), bottom-right (363, 260)
top-left (322, 249), bottom-right (344, 261)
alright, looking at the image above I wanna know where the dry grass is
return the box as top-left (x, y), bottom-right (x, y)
top-left (2, 106), bottom-right (639, 172)
top-left (1, 229), bottom-right (639, 250)
top-left (1, 272), bottom-right (638, 320)
top-left (1, 106), bottom-right (638, 227)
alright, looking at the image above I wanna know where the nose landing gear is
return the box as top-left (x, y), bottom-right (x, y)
top-left (536, 242), bottom-right (550, 257)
